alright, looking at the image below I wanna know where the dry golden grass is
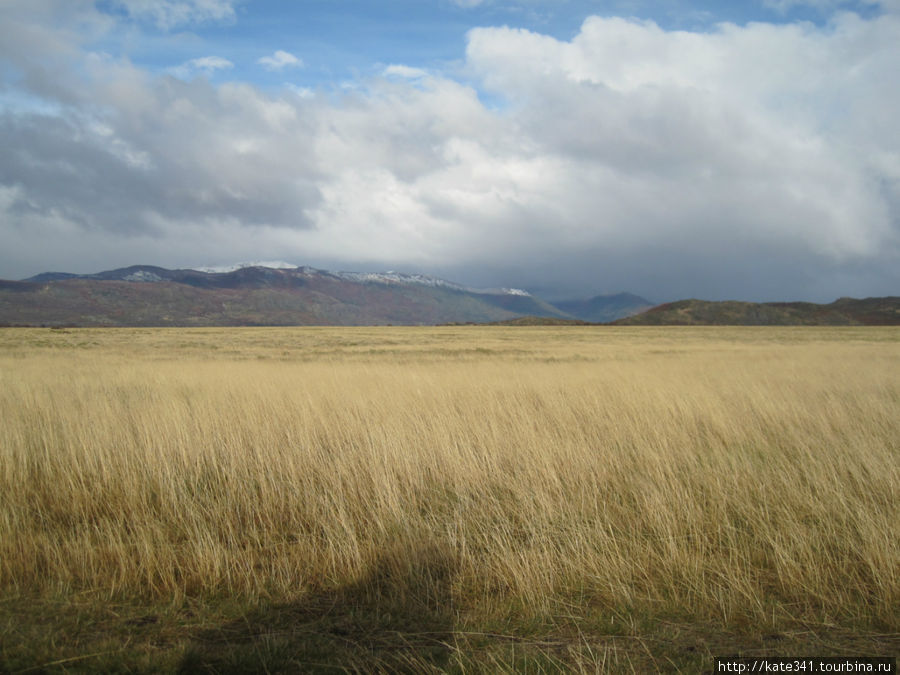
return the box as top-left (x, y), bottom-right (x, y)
top-left (0, 326), bottom-right (898, 670)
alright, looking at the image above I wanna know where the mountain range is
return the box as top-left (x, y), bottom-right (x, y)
top-left (1, 264), bottom-right (897, 326)
top-left (0, 264), bottom-right (652, 327)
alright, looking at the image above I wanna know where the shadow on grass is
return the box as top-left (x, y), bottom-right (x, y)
top-left (178, 542), bottom-right (457, 674)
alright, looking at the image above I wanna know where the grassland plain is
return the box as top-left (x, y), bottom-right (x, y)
top-left (0, 326), bottom-right (898, 673)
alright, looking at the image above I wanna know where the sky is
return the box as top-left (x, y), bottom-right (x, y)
top-left (1, 0), bottom-right (899, 302)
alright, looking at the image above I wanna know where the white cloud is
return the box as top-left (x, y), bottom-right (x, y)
top-left (186, 56), bottom-right (233, 71)
top-left (257, 50), bottom-right (302, 71)
top-left (169, 55), bottom-right (234, 78)
top-left (109, 0), bottom-right (236, 29)
top-left (383, 64), bottom-right (428, 79)
top-left (286, 84), bottom-right (314, 99)
top-left (459, 15), bottom-right (900, 266)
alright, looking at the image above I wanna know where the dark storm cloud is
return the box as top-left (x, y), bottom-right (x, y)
top-left (1, 65), bottom-right (324, 233)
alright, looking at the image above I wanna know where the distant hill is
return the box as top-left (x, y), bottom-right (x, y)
top-left (614, 297), bottom-right (900, 325)
top-left (479, 316), bottom-right (593, 326)
top-left (553, 293), bottom-right (653, 323)
top-left (1, 265), bottom-right (572, 327)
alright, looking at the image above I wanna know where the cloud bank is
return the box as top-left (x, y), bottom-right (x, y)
top-left (1, 1), bottom-right (898, 301)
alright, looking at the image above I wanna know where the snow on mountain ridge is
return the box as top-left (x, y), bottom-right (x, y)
top-left (334, 270), bottom-right (530, 296)
top-left (191, 261), bottom-right (298, 273)
top-left (123, 270), bottom-right (164, 282)
top-left (188, 263), bottom-right (531, 296)
top-left (335, 270), bottom-right (464, 289)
